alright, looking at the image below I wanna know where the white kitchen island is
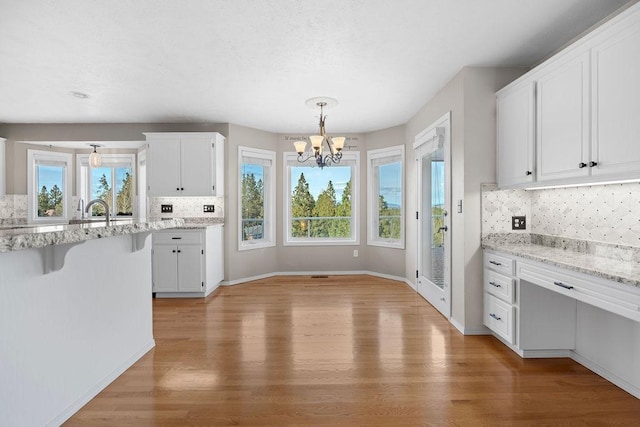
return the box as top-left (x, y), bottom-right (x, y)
top-left (0, 218), bottom-right (183, 426)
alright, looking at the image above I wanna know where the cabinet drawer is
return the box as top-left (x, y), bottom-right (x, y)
top-left (517, 261), bottom-right (640, 322)
top-left (153, 230), bottom-right (203, 245)
top-left (484, 251), bottom-right (515, 276)
top-left (484, 269), bottom-right (515, 303)
top-left (484, 293), bottom-right (515, 344)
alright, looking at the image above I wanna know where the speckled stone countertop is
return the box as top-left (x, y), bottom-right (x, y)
top-left (150, 217), bottom-right (224, 229)
top-left (482, 233), bottom-right (640, 288)
top-left (0, 218), bottom-right (185, 253)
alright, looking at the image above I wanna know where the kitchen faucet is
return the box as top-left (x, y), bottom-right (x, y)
top-left (85, 199), bottom-right (110, 225)
top-left (77, 198), bottom-right (85, 219)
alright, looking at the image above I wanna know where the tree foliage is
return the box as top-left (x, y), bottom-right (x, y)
top-left (378, 194), bottom-right (401, 239)
top-left (37, 185), bottom-right (64, 217)
top-left (290, 173), bottom-right (352, 238)
top-left (241, 171), bottom-right (265, 240)
top-left (116, 171), bottom-right (133, 215)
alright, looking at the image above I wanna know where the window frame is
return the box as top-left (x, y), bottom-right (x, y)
top-left (76, 153), bottom-right (136, 218)
top-left (367, 145), bottom-right (405, 249)
top-left (238, 146), bottom-right (276, 251)
top-left (27, 149), bottom-right (73, 223)
top-left (283, 151), bottom-right (360, 246)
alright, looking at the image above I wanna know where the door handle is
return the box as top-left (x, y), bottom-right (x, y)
top-left (438, 226), bottom-right (448, 232)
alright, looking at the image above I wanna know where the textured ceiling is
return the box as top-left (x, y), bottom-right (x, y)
top-left (0, 0), bottom-right (632, 133)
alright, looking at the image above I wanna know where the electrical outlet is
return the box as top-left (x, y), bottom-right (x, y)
top-left (512, 216), bottom-right (526, 230)
top-left (161, 204), bottom-right (173, 213)
top-left (353, 250), bottom-right (359, 257)
top-left (203, 205), bottom-right (215, 213)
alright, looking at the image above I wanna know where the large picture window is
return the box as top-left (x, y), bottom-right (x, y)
top-left (77, 154), bottom-right (135, 218)
top-left (284, 151), bottom-right (359, 245)
top-left (27, 149), bottom-right (73, 222)
top-left (367, 145), bottom-right (404, 248)
top-left (239, 146), bottom-right (275, 250)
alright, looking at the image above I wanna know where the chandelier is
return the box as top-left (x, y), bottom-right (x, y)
top-left (293, 97), bottom-right (345, 168)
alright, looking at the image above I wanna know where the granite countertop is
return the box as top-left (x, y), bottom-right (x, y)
top-left (150, 217), bottom-right (224, 229)
top-left (482, 234), bottom-right (640, 288)
top-left (0, 218), bottom-right (185, 253)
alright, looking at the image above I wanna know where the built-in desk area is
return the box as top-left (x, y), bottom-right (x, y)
top-left (482, 234), bottom-right (640, 398)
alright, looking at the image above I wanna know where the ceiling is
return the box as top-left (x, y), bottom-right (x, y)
top-left (0, 0), bottom-right (632, 134)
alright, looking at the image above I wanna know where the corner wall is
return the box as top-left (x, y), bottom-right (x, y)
top-left (404, 67), bottom-right (526, 332)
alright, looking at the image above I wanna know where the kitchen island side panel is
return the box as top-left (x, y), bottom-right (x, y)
top-left (0, 234), bottom-right (154, 427)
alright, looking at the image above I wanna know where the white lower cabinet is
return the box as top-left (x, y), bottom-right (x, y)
top-left (152, 226), bottom-right (224, 297)
top-left (484, 250), bottom-right (576, 357)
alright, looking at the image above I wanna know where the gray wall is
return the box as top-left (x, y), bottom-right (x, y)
top-left (404, 67), bottom-right (526, 331)
top-left (1, 122), bottom-right (227, 194)
top-left (362, 125), bottom-right (407, 278)
top-left (225, 123), bottom-right (279, 281)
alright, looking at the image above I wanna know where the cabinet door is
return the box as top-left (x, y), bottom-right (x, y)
top-left (496, 80), bottom-right (535, 188)
top-left (536, 51), bottom-right (590, 183)
top-left (180, 138), bottom-right (214, 196)
top-left (591, 17), bottom-right (640, 178)
top-left (152, 245), bottom-right (178, 292)
top-left (177, 244), bottom-right (203, 292)
top-left (148, 138), bottom-right (181, 196)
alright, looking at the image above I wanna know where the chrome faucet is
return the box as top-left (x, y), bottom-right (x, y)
top-left (77, 198), bottom-right (85, 219)
top-left (85, 199), bottom-right (110, 225)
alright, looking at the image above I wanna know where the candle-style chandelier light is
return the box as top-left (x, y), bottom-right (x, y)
top-left (292, 97), bottom-right (345, 168)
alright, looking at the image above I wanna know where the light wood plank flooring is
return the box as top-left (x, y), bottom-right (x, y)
top-left (66, 275), bottom-right (640, 425)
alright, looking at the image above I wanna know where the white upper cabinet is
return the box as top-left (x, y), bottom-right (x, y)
top-left (496, 80), bottom-right (535, 188)
top-left (536, 50), bottom-right (591, 183)
top-left (591, 16), bottom-right (640, 178)
top-left (496, 3), bottom-right (640, 188)
top-left (145, 132), bottom-right (225, 197)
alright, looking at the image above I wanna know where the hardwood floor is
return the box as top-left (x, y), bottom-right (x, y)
top-left (66, 275), bottom-right (640, 426)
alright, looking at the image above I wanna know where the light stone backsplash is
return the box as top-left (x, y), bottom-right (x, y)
top-left (482, 182), bottom-right (640, 248)
top-left (0, 194), bottom-right (27, 223)
top-left (148, 196), bottom-right (224, 219)
top-left (1, 194), bottom-right (224, 223)
top-left (481, 184), bottom-right (531, 235)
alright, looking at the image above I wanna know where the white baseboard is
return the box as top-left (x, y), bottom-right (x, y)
top-left (449, 318), bottom-right (490, 336)
top-left (521, 349), bottom-right (571, 358)
top-left (570, 351), bottom-right (640, 399)
top-left (155, 292), bottom-right (205, 298)
top-left (403, 278), bottom-right (417, 291)
top-left (48, 339), bottom-right (156, 427)
top-left (222, 270), bottom-right (409, 287)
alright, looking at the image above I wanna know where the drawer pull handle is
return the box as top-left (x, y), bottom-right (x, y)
top-left (489, 313), bottom-right (502, 321)
top-left (489, 260), bottom-right (502, 266)
top-left (489, 281), bottom-right (501, 288)
top-left (171, 237), bottom-right (182, 240)
top-left (553, 281), bottom-right (574, 290)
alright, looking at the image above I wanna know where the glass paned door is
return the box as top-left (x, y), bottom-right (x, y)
top-left (421, 148), bottom-right (445, 289)
top-left (415, 114), bottom-right (451, 319)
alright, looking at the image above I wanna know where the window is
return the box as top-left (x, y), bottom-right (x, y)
top-left (77, 154), bottom-right (135, 217)
top-left (367, 145), bottom-right (404, 248)
top-left (284, 151), bottom-right (359, 245)
top-left (239, 146), bottom-right (275, 250)
top-left (27, 149), bottom-right (73, 222)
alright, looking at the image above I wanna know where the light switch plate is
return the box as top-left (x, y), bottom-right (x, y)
top-left (512, 216), bottom-right (526, 230)
top-left (161, 204), bottom-right (173, 213)
top-left (203, 205), bottom-right (215, 213)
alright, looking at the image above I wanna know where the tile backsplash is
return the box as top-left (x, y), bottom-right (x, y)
top-left (0, 194), bottom-right (27, 220)
top-left (482, 182), bottom-right (640, 247)
top-left (0, 194), bottom-right (224, 222)
top-left (148, 196), bottom-right (224, 219)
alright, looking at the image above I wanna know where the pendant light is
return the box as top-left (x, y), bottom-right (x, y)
top-left (89, 144), bottom-right (102, 168)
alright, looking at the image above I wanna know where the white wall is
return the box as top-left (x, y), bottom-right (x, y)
top-left (0, 235), bottom-right (155, 426)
